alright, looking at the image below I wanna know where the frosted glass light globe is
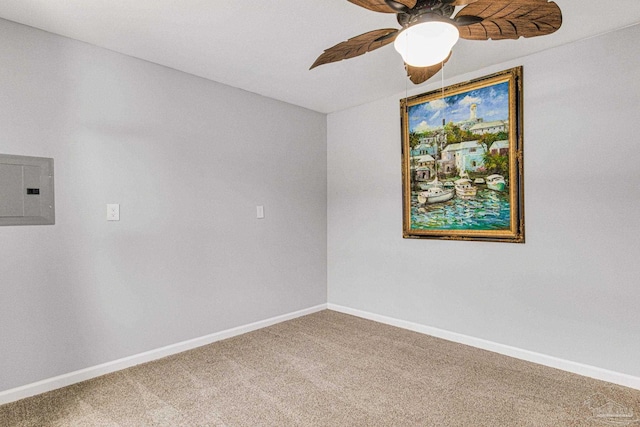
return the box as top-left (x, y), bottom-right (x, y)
top-left (394, 21), bottom-right (459, 67)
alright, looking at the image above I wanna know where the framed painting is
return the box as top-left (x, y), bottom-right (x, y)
top-left (401, 67), bottom-right (524, 243)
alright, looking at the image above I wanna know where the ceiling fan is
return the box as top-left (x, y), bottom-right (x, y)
top-left (310, 0), bottom-right (562, 84)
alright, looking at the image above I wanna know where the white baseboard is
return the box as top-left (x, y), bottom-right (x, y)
top-left (0, 304), bottom-right (328, 406)
top-left (327, 303), bottom-right (640, 391)
top-left (4, 302), bottom-right (637, 406)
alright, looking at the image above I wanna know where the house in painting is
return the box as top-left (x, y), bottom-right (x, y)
top-left (411, 141), bottom-right (436, 158)
top-left (455, 141), bottom-right (486, 173)
top-left (489, 140), bottom-right (509, 155)
top-left (440, 141), bottom-right (486, 174)
top-left (440, 143), bottom-right (460, 175)
top-left (470, 120), bottom-right (508, 135)
top-left (411, 154), bottom-right (436, 180)
top-left (420, 134), bottom-right (439, 146)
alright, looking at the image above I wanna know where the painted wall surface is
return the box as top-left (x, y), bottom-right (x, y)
top-left (0, 19), bottom-right (327, 392)
top-left (328, 24), bottom-right (640, 377)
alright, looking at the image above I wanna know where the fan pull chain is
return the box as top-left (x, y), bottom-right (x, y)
top-left (441, 59), bottom-right (445, 121)
top-left (441, 60), bottom-right (446, 149)
top-left (405, 77), bottom-right (408, 120)
top-left (404, 31), bottom-right (409, 120)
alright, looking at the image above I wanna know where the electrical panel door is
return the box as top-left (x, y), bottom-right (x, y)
top-left (0, 154), bottom-right (55, 226)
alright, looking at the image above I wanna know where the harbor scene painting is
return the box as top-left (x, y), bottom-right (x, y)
top-left (401, 67), bottom-right (524, 243)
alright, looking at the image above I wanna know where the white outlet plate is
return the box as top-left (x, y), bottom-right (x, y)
top-left (107, 204), bottom-right (120, 221)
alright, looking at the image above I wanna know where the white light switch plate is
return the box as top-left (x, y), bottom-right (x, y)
top-left (256, 205), bottom-right (264, 219)
top-left (107, 204), bottom-right (120, 221)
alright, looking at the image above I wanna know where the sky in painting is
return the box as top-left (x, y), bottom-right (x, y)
top-left (408, 81), bottom-right (509, 133)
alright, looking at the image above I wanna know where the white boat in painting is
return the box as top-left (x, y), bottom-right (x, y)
top-left (417, 178), bottom-right (444, 190)
top-left (418, 185), bottom-right (454, 204)
top-left (443, 181), bottom-right (454, 188)
top-left (474, 177), bottom-right (485, 184)
top-left (454, 178), bottom-right (477, 198)
top-left (486, 174), bottom-right (506, 191)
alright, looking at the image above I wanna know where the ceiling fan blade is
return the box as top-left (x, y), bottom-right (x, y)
top-left (310, 28), bottom-right (399, 69)
top-left (455, 15), bottom-right (484, 26)
top-left (405, 52), bottom-right (452, 85)
top-left (442, 0), bottom-right (478, 6)
top-left (347, 0), bottom-right (416, 14)
top-left (456, 0), bottom-right (562, 40)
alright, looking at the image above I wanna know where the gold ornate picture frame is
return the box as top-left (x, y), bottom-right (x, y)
top-left (401, 67), bottom-right (524, 243)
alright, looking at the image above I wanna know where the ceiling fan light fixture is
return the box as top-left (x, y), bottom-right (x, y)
top-left (393, 21), bottom-right (459, 67)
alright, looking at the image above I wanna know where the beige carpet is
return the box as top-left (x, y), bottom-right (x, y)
top-left (1, 310), bottom-right (639, 426)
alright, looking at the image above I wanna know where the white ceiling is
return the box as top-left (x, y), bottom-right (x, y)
top-left (1, 1), bottom-right (639, 113)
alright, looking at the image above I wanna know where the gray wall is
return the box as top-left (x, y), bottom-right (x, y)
top-left (328, 24), bottom-right (640, 377)
top-left (0, 19), bottom-right (327, 392)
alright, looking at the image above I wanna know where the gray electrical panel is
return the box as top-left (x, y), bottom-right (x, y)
top-left (0, 154), bottom-right (55, 226)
